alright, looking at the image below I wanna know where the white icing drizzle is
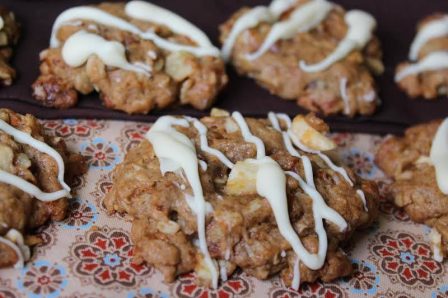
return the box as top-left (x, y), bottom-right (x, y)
top-left (271, 113), bottom-right (369, 211)
top-left (0, 16), bottom-right (4, 31)
top-left (300, 10), bottom-right (376, 72)
top-left (62, 30), bottom-right (151, 75)
top-left (199, 160), bottom-right (208, 171)
top-left (409, 15), bottom-right (448, 61)
top-left (222, 0), bottom-right (333, 62)
top-left (363, 90), bottom-right (376, 102)
top-left (232, 112), bottom-right (266, 159)
top-left (288, 131), bottom-right (354, 186)
top-left (187, 117), bottom-right (235, 169)
top-left (0, 119), bottom-right (70, 201)
top-left (125, 1), bottom-right (214, 48)
top-left (219, 260), bottom-right (228, 282)
top-left (429, 228), bottom-right (444, 262)
top-left (247, 0), bottom-right (332, 61)
top-left (268, 112), bottom-right (314, 187)
top-left (356, 189), bottom-right (368, 212)
top-left (0, 229), bottom-right (30, 269)
top-left (395, 51), bottom-right (448, 82)
top-left (269, 0), bottom-right (296, 18)
top-left (339, 78), bottom-right (351, 114)
top-left (145, 116), bottom-right (218, 288)
top-left (50, 2), bottom-right (220, 57)
top-left (221, 6), bottom-right (274, 62)
top-left (430, 117), bottom-right (448, 195)
top-left (291, 256), bottom-right (300, 290)
top-left (233, 111), bottom-right (347, 271)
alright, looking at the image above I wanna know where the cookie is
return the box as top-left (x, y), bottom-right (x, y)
top-left (376, 118), bottom-right (448, 261)
top-left (219, 0), bottom-right (383, 117)
top-left (0, 108), bottom-right (86, 268)
top-left (105, 109), bottom-right (379, 288)
top-left (32, 1), bottom-right (227, 114)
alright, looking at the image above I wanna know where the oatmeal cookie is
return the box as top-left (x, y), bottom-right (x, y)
top-left (376, 119), bottom-right (448, 261)
top-left (219, 0), bottom-right (383, 117)
top-left (32, 1), bottom-right (227, 114)
top-left (105, 109), bottom-right (379, 288)
top-left (0, 108), bottom-right (87, 268)
top-left (0, 6), bottom-right (20, 86)
top-left (395, 14), bottom-right (448, 99)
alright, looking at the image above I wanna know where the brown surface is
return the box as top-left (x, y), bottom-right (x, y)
top-left (0, 0), bottom-right (447, 133)
top-left (104, 113), bottom-right (379, 287)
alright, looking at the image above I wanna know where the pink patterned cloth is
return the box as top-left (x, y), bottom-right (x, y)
top-left (0, 119), bottom-right (447, 298)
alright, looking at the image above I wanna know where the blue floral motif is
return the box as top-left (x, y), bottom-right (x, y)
top-left (103, 253), bottom-right (122, 268)
top-left (342, 148), bottom-right (378, 180)
top-left (57, 198), bottom-right (98, 230)
top-left (17, 260), bottom-right (68, 298)
top-left (400, 251), bottom-right (416, 265)
top-left (127, 287), bottom-right (169, 298)
top-left (62, 119), bottom-right (78, 126)
top-left (432, 284), bottom-right (448, 298)
top-left (80, 138), bottom-right (121, 170)
top-left (342, 259), bottom-right (379, 295)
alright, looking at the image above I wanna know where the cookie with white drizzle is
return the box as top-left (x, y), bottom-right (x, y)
top-left (395, 14), bottom-right (448, 99)
top-left (0, 6), bottom-right (20, 86)
top-left (376, 118), bottom-right (448, 262)
top-left (104, 109), bottom-right (379, 288)
top-left (0, 108), bottom-right (86, 269)
top-left (219, 0), bottom-right (383, 117)
top-left (32, 1), bottom-right (227, 114)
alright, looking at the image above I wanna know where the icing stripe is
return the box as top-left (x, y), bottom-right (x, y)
top-left (187, 117), bottom-right (235, 169)
top-left (430, 117), bottom-right (448, 194)
top-left (233, 112), bottom-right (347, 271)
top-left (62, 30), bottom-right (151, 75)
top-left (409, 16), bottom-right (448, 61)
top-left (221, 6), bottom-right (274, 61)
top-left (395, 51), bottom-right (448, 82)
top-left (232, 112), bottom-right (266, 159)
top-left (246, 0), bottom-right (332, 60)
top-left (300, 10), bottom-right (376, 72)
top-left (145, 116), bottom-right (218, 288)
top-left (0, 119), bottom-right (70, 201)
top-left (125, 1), bottom-right (214, 48)
top-left (292, 257), bottom-right (300, 290)
top-left (50, 2), bottom-right (219, 57)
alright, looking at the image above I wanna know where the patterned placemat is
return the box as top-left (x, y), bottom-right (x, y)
top-left (0, 119), bottom-right (447, 298)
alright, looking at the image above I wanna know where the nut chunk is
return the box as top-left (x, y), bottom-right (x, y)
top-left (0, 7), bottom-right (20, 86)
top-left (105, 111), bottom-right (379, 288)
top-left (32, 1), bottom-right (227, 114)
top-left (0, 108), bottom-right (87, 269)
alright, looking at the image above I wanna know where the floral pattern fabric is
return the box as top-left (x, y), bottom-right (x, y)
top-left (0, 120), bottom-right (447, 298)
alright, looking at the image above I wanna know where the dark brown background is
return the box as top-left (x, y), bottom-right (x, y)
top-left (0, 0), bottom-right (447, 133)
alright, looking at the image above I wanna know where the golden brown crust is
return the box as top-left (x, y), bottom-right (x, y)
top-left (219, 0), bottom-right (383, 117)
top-left (0, 108), bottom-right (87, 268)
top-left (395, 14), bottom-right (448, 99)
top-left (32, 2), bottom-right (227, 114)
top-left (0, 6), bottom-right (20, 86)
top-left (375, 120), bottom-right (448, 259)
top-left (105, 113), bottom-right (379, 287)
